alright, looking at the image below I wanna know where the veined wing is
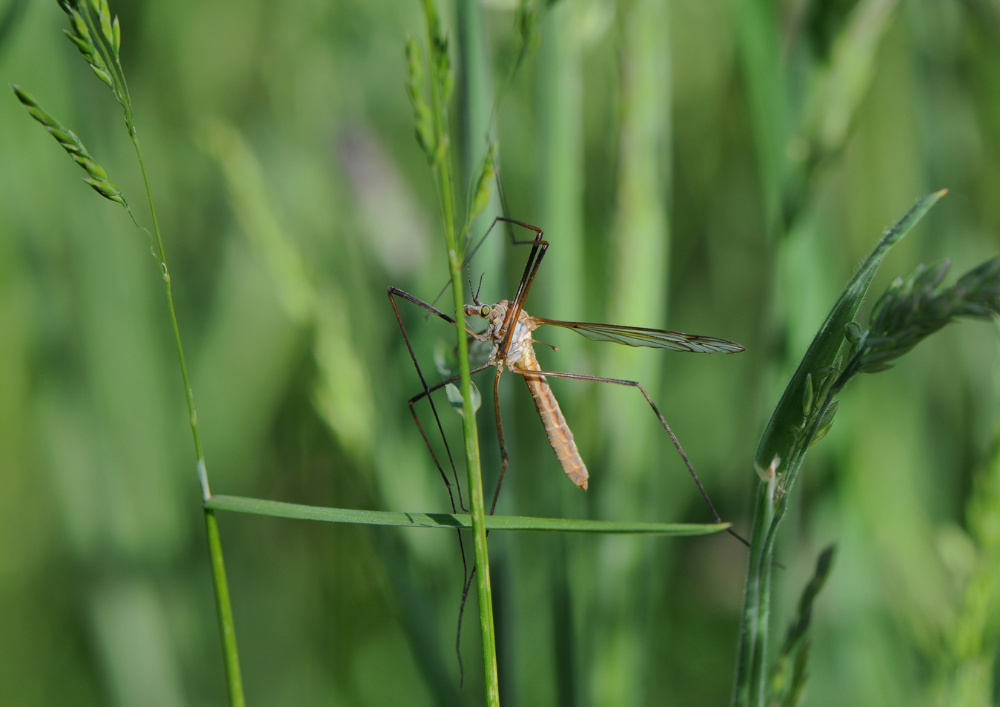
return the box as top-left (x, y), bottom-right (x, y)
top-left (532, 317), bottom-right (745, 354)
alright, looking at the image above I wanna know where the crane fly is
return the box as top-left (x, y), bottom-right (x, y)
top-left (388, 217), bottom-right (745, 525)
top-left (463, 297), bottom-right (747, 495)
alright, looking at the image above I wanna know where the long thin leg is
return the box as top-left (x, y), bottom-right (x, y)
top-left (431, 215), bottom-right (548, 320)
top-left (490, 368), bottom-right (508, 516)
top-left (458, 218), bottom-right (550, 515)
top-left (391, 284), bottom-right (458, 326)
top-left (404, 363), bottom-right (496, 505)
top-left (390, 284), bottom-right (507, 685)
top-left (388, 286), bottom-right (489, 512)
top-left (452, 368), bottom-right (507, 687)
top-left (395, 219), bottom-right (554, 679)
top-left (430, 215), bottom-right (513, 309)
top-left (512, 366), bottom-right (747, 547)
top-left (425, 217), bottom-right (549, 515)
top-left (467, 219), bottom-right (558, 512)
top-left (488, 218), bottom-right (548, 357)
top-left (388, 285), bottom-right (479, 683)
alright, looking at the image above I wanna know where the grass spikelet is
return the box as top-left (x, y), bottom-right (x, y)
top-left (12, 84), bottom-right (126, 207)
top-left (847, 256), bottom-right (1000, 379)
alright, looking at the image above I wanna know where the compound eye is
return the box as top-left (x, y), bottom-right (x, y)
top-left (480, 305), bottom-right (491, 317)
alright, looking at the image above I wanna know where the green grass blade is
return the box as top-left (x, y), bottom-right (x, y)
top-left (736, 190), bottom-right (948, 707)
top-left (17, 6), bottom-right (246, 703)
top-left (753, 189), bottom-right (947, 478)
top-left (729, 0), bottom-right (786, 229)
top-left (205, 495), bottom-right (729, 536)
top-left (204, 510), bottom-right (245, 706)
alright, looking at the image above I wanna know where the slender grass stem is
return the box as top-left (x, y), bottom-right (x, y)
top-left (733, 192), bottom-right (971, 706)
top-left (21, 3), bottom-right (247, 702)
top-left (132, 141), bottom-right (206, 478)
top-left (132, 139), bottom-right (243, 704)
top-left (420, 0), bottom-right (498, 700)
top-left (205, 509), bottom-right (245, 704)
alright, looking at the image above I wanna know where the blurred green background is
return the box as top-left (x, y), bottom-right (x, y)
top-left (2, 0), bottom-right (999, 704)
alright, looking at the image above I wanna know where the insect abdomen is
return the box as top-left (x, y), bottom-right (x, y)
top-left (520, 350), bottom-right (589, 490)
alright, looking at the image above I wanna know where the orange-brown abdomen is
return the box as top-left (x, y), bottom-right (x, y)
top-left (519, 348), bottom-right (589, 490)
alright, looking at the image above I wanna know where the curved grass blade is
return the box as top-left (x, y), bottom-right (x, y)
top-left (735, 190), bottom-right (948, 707)
top-left (753, 189), bottom-right (948, 477)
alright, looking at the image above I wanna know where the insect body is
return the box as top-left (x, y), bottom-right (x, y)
top-left (390, 216), bottom-right (744, 521)
top-left (467, 300), bottom-right (589, 489)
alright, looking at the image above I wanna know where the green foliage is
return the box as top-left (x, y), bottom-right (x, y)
top-left (754, 190), bottom-right (948, 482)
top-left (4, 1), bottom-right (1000, 706)
top-left (12, 2), bottom-right (244, 704)
top-left (737, 193), bottom-right (1000, 706)
top-left (206, 495), bottom-right (727, 536)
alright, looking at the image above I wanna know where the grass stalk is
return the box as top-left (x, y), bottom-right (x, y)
top-left (14, 2), bottom-right (245, 703)
top-left (204, 509), bottom-right (245, 705)
top-left (419, 0), bottom-right (499, 699)
top-left (133, 139), bottom-right (246, 707)
top-left (731, 191), bottom-right (998, 706)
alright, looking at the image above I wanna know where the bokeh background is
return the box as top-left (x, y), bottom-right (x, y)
top-left (2, 0), bottom-right (999, 705)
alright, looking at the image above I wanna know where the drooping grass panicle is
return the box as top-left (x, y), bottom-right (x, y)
top-left (794, 256), bottom-right (1000, 470)
top-left (754, 190), bottom-right (949, 479)
top-left (749, 255), bottom-right (1000, 703)
top-left (12, 84), bottom-right (127, 208)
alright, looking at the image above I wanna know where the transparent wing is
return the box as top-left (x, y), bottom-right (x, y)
top-left (533, 317), bottom-right (745, 353)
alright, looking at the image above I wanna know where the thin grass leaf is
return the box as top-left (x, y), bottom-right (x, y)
top-left (736, 191), bottom-right (948, 707)
top-left (205, 495), bottom-right (730, 535)
top-left (799, 0), bottom-right (897, 156)
top-left (729, 0), bottom-right (786, 227)
top-left (20, 5), bottom-right (244, 703)
top-left (754, 189), bottom-right (947, 478)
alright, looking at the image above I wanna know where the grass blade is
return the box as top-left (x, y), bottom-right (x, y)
top-left (735, 190), bottom-right (948, 707)
top-left (205, 495), bottom-right (729, 535)
top-left (753, 189), bottom-right (948, 480)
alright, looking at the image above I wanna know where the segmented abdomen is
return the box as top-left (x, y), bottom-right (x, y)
top-left (519, 347), bottom-right (589, 490)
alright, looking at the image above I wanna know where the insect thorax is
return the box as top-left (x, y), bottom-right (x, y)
top-left (483, 301), bottom-right (534, 368)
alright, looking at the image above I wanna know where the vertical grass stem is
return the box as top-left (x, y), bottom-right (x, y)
top-left (421, 0), bottom-right (499, 700)
top-left (130, 112), bottom-right (246, 707)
